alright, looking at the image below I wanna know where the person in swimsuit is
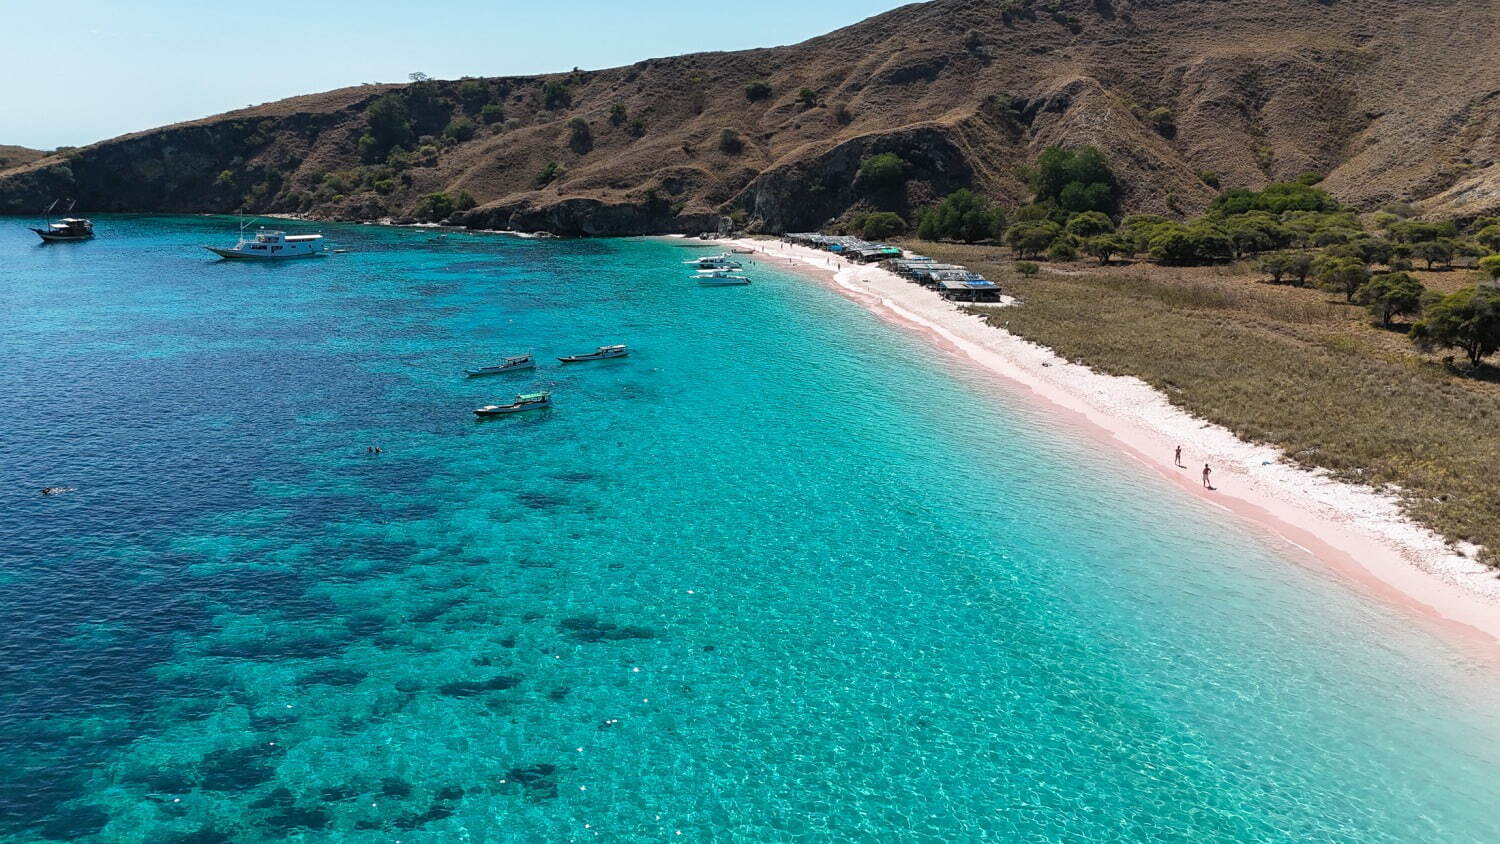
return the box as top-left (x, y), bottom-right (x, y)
top-left (1202, 464), bottom-right (1213, 489)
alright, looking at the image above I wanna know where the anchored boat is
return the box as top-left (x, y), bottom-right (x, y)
top-left (206, 222), bottom-right (330, 260)
top-left (559, 344), bottom-right (628, 363)
top-left (30, 201), bottom-right (93, 243)
top-left (465, 355), bottom-right (536, 376)
top-left (695, 270), bottom-right (751, 286)
top-left (474, 392), bottom-right (552, 416)
top-left (685, 254), bottom-right (743, 270)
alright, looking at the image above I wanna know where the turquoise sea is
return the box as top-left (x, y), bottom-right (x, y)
top-left (4, 215), bottom-right (1500, 842)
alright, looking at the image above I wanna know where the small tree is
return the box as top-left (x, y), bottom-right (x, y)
top-left (1085, 234), bottom-right (1130, 264)
top-left (609, 103), bottom-right (628, 126)
top-left (1355, 272), bottom-right (1425, 327)
top-left (856, 153), bottom-right (907, 191)
top-left (627, 118), bottom-right (646, 138)
top-left (479, 104), bottom-right (506, 124)
top-left (1411, 285), bottom-right (1500, 366)
top-left (454, 190), bottom-right (477, 211)
top-left (1005, 221), bottom-right (1062, 258)
top-left (1257, 252), bottom-right (1292, 283)
top-left (796, 87), bottom-right (821, 108)
top-left (919, 190), bottom-right (1006, 243)
top-left (1047, 238), bottom-right (1078, 262)
top-left (744, 80), bottom-right (773, 101)
top-left (1285, 252), bottom-right (1315, 286)
top-left (1412, 240), bottom-right (1454, 269)
top-left (1316, 256), bottom-right (1371, 301)
top-left (457, 79), bottom-right (490, 112)
top-left (1014, 261), bottom-right (1041, 277)
top-left (850, 211), bottom-right (906, 239)
top-left (718, 128), bottom-right (744, 154)
top-left (1065, 211), bottom-right (1114, 238)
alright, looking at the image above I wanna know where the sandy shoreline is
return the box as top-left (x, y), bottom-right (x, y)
top-left (718, 236), bottom-right (1500, 651)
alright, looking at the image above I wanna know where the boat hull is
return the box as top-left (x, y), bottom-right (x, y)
top-left (474, 402), bottom-right (550, 416)
top-left (205, 246), bottom-right (327, 260)
top-left (559, 352), bottom-right (628, 363)
top-left (33, 229), bottom-right (92, 243)
top-left (464, 363), bottom-right (536, 376)
top-left (697, 278), bottom-right (751, 286)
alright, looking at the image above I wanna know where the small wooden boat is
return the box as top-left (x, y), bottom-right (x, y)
top-left (33, 217), bottom-right (94, 243)
top-left (558, 344), bottom-right (628, 363)
top-left (474, 392), bottom-right (551, 416)
top-left (465, 355), bottom-right (535, 376)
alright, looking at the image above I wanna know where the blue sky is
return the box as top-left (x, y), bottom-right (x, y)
top-left (1, 0), bottom-right (908, 149)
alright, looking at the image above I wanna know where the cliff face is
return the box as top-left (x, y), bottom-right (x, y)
top-left (4, 0), bottom-right (1500, 233)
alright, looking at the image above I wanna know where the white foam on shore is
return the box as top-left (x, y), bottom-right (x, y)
top-left (723, 237), bottom-right (1500, 650)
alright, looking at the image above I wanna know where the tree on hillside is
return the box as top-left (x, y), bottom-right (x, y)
top-left (1412, 285), bottom-right (1500, 366)
top-left (1030, 146), bottom-right (1119, 215)
top-left (796, 88), bottom-right (821, 108)
top-left (1355, 272), bottom-right (1425, 327)
top-left (362, 94), bottom-right (413, 161)
top-left (848, 211), bottom-right (906, 240)
top-left (1257, 252), bottom-right (1297, 284)
top-left (918, 190), bottom-right (1006, 243)
top-left (1389, 220), bottom-right (1458, 243)
top-left (413, 192), bottom-right (455, 222)
top-left (856, 153), bottom-right (907, 191)
top-left (567, 118), bottom-right (593, 153)
top-left (744, 80), bottom-right (773, 101)
top-left (1412, 240), bottom-right (1454, 269)
top-left (1316, 256), bottom-right (1371, 301)
top-left (457, 79), bottom-right (490, 113)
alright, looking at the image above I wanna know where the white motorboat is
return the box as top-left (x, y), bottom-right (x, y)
top-left (465, 355), bottom-right (536, 376)
top-left (558, 344), bottom-right (628, 363)
top-left (685, 253), bottom-right (743, 270)
top-left (696, 273), bottom-right (751, 286)
top-left (206, 223), bottom-right (330, 260)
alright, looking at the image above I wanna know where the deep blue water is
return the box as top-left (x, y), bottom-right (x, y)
top-left (4, 215), bottom-right (1500, 842)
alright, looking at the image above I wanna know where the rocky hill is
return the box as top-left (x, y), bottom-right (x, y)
top-left (0, 145), bottom-right (48, 172)
top-left (2, 0), bottom-right (1497, 234)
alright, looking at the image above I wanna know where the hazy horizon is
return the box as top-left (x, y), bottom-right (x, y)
top-left (0, 0), bottom-right (905, 150)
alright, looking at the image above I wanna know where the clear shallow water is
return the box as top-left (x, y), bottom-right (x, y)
top-left (3, 215), bottom-right (1500, 842)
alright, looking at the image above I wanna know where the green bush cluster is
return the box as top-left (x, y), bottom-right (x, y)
top-left (917, 190), bottom-right (1006, 243)
top-left (856, 153), bottom-right (907, 191)
top-left (846, 211), bottom-right (907, 240)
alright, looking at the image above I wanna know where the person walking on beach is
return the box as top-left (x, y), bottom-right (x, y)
top-left (1174, 445), bottom-right (1182, 467)
top-left (1202, 464), bottom-right (1213, 489)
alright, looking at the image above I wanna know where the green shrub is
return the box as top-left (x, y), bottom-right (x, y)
top-left (1412, 285), bottom-right (1500, 365)
top-left (1473, 224), bottom-right (1500, 253)
top-left (1030, 146), bottom-right (1119, 215)
top-left (745, 80), bottom-right (773, 101)
top-left (457, 79), bottom-right (490, 112)
top-left (1355, 272), bottom-right (1425, 327)
top-left (443, 117), bottom-right (476, 142)
top-left (1198, 170), bottom-right (1220, 189)
top-left (1004, 221), bottom-right (1062, 258)
top-left (719, 128), bottom-right (744, 154)
top-left (796, 87), bottom-right (820, 108)
top-left (363, 93), bottom-right (412, 160)
top-left (856, 153), bottom-right (907, 191)
top-left (627, 118), bottom-right (646, 138)
top-left (454, 190), bottom-right (477, 211)
top-left (1014, 261), bottom-right (1040, 277)
top-left (480, 104), bottom-right (505, 124)
top-left (917, 189), bottom-right (1006, 243)
top-left (1047, 238), bottom-right (1078, 262)
top-left (1145, 106), bottom-right (1175, 136)
top-left (609, 103), bottom-right (627, 126)
top-left (1064, 210), bottom-right (1114, 238)
top-left (1478, 254), bottom-right (1500, 281)
top-left (542, 80), bottom-right (571, 109)
top-left (534, 161), bottom-right (564, 188)
top-left (1389, 220), bottom-right (1458, 243)
top-left (849, 211), bottom-right (907, 240)
top-left (567, 118), bottom-right (592, 153)
top-left (413, 192), bottom-right (455, 221)
top-left (214, 169), bottom-right (235, 189)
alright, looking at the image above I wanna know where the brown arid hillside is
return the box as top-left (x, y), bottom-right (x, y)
top-left (0, 145), bottom-right (48, 172)
top-left (3, 0), bottom-right (1499, 234)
